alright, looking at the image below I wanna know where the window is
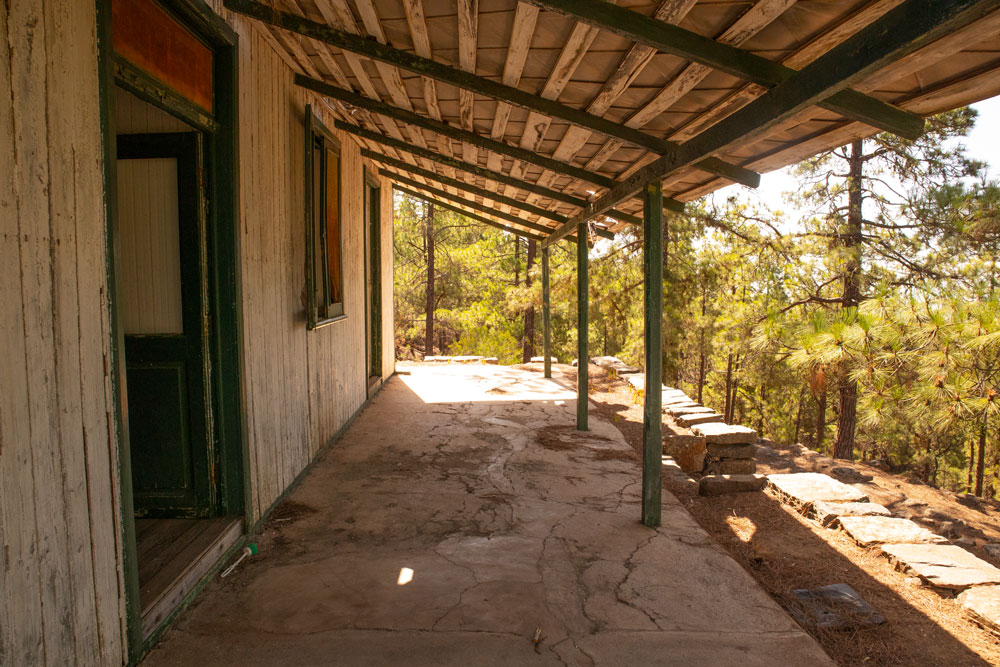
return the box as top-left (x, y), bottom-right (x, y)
top-left (305, 105), bottom-right (344, 328)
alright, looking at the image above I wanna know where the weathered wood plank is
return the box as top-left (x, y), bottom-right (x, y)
top-left (393, 185), bottom-right (546, 242)
top-left (401, 0), bottom-right (443, 120)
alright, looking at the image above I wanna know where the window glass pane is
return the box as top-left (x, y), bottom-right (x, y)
top-left (325, 147), bottom-right (342, 306)
top-left (313, 141), bottom-right (327, 313)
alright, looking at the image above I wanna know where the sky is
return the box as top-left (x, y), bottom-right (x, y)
top-left (708, 94), bottom-right (1000, 216)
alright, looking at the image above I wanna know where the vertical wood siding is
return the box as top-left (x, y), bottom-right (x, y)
top-left (229, 15), bottom-right (396, 519)
top-left (1, 1), bottom-right (124, 664)
top-left (2, 3), bottom-right (396, 663)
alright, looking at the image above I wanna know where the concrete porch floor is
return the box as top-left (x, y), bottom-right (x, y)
top-left (147, 365), bottom-right (833, 666)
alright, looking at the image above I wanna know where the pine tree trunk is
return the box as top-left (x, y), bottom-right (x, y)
top-left (794, 385), bottom-right (806, 444)
top-left (424, 203), bottom-right (435, 358)
top-left (969, 438), bottom-right (976, 492)
top-left (833, 139), bottom-right (865, 461)
top-left (815, 390), bottom-right (827, 450)
top-left (723, 353), bottom-right (734, 423)
top-left (523, 240), bottom-right (536, 362)
top-left (977, 416), bottom-right (988, 496)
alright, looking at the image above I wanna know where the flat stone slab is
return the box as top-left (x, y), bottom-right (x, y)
top-left (529, 356), bottom-right (557, 363)
top-left (811, 501), bottom-right (891, 527)
top-left (483, 357), bottom-right (499, 364)
top-left (699, 474), bottom-right (766, 496)
top-left (881, 543), bottom-right (1000, 590)
top-left (663, 435), bottom-right (706, 473)
top-left (703, 458), bottom-right (756, 475)
top-left (690, 422), bottom-right (757, 444)
top-left (664, 401), bottom-right (700, 412)
top-left (676, 413), bottom-right (725, 427)
top-left (837, 516), bottom-right (947, 547)
top-left (766, 472), bottom-right (868, 508)
top-left (668, 405), bottom-right (715, 417)
top-left (625, 375), bottom-right (666, 392)
top-left (957, 585), bottom-right (1000, 633)
top-left (452, 356), bottom-right (484, 363)
top-left (423, 356), bottom-right (453, 362)
top-left (707, 443), bottom-right (755, 459)
top-left (790, 583), bottom-right (885, 630)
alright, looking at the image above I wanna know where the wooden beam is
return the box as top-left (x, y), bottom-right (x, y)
top-left (641, 181), bottom-right (663, 528)
top-left (393, 186), bottom-right (545, 241)
top-left (383, 169), bottom-right (615, 240)
top-left (339, 120), bottom-right (682, 219)
top-left (524, 0), bottom-right (926, 140)
top-left (577, 221), bottom-right (589, 431)
top-left (365, 149), bottom-right (572, 224)
top-left (224, 0), bottom-right (760, 187)
top-left (544, 0), bottom-right (998, 246)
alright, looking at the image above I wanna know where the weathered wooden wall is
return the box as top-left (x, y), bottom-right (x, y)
top-left (1, 1), bottom-right (125, 664)
top-left (2, 2), bottom-right (396, 663)
top-left (229, 13), bottom-right (396, 520)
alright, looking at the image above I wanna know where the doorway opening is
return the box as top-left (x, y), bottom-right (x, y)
top-left (99, 0), bottom-right (246, 654)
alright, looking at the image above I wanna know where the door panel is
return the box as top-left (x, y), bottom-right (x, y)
top-left (117, 132), bottom-right (212, 517)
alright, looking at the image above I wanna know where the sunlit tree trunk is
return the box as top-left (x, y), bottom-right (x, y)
top-left (833, 139), bottom-right (864, 460)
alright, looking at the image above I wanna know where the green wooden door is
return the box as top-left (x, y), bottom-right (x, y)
top-left (117, 133), bottom-right (213, 517)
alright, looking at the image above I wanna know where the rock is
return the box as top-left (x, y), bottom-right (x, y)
top-left (483, 357), bottom-right (499, 365)
top-left (882, 543), bottom-right (1000, 590)
top-left (766, 472), bottom-right (869, 509)
top-left (571, 359), bottom-right (578, 366)
top-left (837, 516), bottom-right (947, 547)
top-left (905, 577), bottom-right (924, 586)
top-left (690, 422), bottom-right (757, 444)
top-left (985, 544), bottom-right (1000, 559)
top-left (668, 405), bottom-right (715, 417)
top-left (676, 413), bottom-right (725, 428)
top-left (830, 466), bottom-right (874, 484)
top-left (529, 356), bottom-right (557, 364)
top-left (663, 435), bottom-right (706, 473)
top-left (452, 355), bottom-right (484, 363)
top-left (754, 443), bottom-right (779, 458)
top-left (867, 458), bottom-right (892, 472)
top-left (698, 474), bottom-right (767, 496)
top-left (707, 443), bottom-right (755, 459)
top-left (703, 458), bottom-right (756, 475)
top-left (957, 585), bottom-right (1000, 634)
top-left (790, 583), bottom-right (885, 630)
top-left (811, 501), bottom-right (891, 527)
top-left (901, 498), bottom-right (928, 508)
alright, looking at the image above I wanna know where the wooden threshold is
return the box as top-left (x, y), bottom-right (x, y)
top-left (137, 517), bottom-right (242, 638)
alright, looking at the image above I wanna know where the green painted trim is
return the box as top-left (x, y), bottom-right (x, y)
top-left (96, 0), bottom-right (143, 660)
top-left (576, 223), bottom-right (588, 431)
top-left (392, 186), bottom-right (546, 242)
top-left (523, 0), bottom-right (924, 140)
top-left (641, 182), bottom-right (663, 528)
top-left (112, 56), bottom-right (219, 133)
top-left (542, 248), bottom-right (551, 380)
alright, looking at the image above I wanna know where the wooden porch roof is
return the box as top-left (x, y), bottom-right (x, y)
top-left (225, 0), bottom-right (1000, 241)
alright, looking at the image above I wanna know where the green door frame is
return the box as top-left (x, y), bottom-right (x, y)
top-left (96, 0), bottom-right (246, 661)
top-left (363, 168), bottom-right (383, 391)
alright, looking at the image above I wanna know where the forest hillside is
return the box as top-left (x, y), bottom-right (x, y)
top-left (393, 108), bottom-right (1000, 499)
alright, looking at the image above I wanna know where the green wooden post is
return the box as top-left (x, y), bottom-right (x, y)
top-left (577, 223), bottom-right (589, 431)
top-left (542, 247), bottom-right (552, 379)
top-left (642, 181), bottom-right (663, 528)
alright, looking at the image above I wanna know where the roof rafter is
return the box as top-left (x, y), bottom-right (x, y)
top-left (393, 186), bottom-right (546, 242)
top-left (382, 169), bottom-right (615, 241)
top-left (222, 0), bottom-right (760, 188)
top-left (524, 0), bottom-right (925, 140)
top-left (543, 0), bottom-right (1000, 246)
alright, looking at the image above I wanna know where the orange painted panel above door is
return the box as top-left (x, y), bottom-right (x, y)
top-left (112, 0), bottom-right (214, 112)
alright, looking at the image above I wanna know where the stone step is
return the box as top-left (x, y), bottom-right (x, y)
top-left (707, 443), bottom-right (755, 459)
top-left (676, 413), bottom-right (725, 428)
top-left (957, 585), bottom-right (1000, 633)
top-left (529, 356), bottom-right (557, 364)
top-left (766, 472), bottom-right (868, 509)
top-left (704, 458), bottom-right (756, 475)
top-left (698, 474), bottom-right (766, 496)
top-left (836, 516), bottom-right (947, 547)
top-left (882, 543), bottom-right (1000, 591)
top-left (811, 501), bottom-right (891, 527)
top-left (663, 435), bottom-right (706, 473)
top-left (452, 355), bottom-right (484, 363)
top-left (690, 422), bottom-right (757, 444)
top-left (667, 405), bottom-right (715, 417)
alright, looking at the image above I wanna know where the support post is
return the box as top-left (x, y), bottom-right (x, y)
top-left (642, 181), bottom-right (664, 528)
top-left (577, 223), bottom-right (589, 430)
top-left (542, 247), bottom-right (552, 380)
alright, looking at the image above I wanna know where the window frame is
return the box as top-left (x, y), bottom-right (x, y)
top-left (304, 104), bottom-right (345, 329)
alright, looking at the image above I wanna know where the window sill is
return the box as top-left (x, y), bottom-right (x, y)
top-left (310, 313), bottom-right (348, 330)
